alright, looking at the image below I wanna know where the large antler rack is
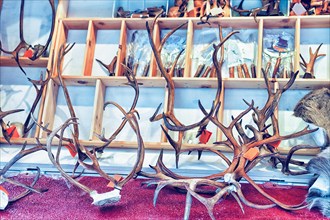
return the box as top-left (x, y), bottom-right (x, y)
top-left (41, 43), bottom-right (145, 204)
top-left (0, 0), bottom-right (55, 139)
top-left (0, 0), bottom-right (55, 76)
top-left (139, 20), bottom-right (319, 218)
top-left (146, 13), bottom-right (235, 168)
top-left (300, 43), bottom-right (326, 78)
top-left (0, 139), bottom-right (47, 207)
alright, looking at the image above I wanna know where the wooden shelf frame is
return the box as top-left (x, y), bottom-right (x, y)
top-left (0, 0), bottom-right (329, 156)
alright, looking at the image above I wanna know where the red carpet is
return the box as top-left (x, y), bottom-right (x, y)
top-left (0, 174), bottom-right (327, 220)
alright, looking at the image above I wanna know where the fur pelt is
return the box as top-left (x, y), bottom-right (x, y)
top-left (293, 87), bottom-right (330, 139)
top-left (306, 148), bottom-right (330, 218)
top-left (294, 88), bottom-right (330, 218)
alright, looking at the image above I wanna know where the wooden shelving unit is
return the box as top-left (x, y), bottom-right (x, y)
top-left (1, 0), bottom-right (329, 156)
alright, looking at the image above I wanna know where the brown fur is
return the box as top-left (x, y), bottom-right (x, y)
top-left (294, 88), bottom-right (330, 218)
top-left (293, 87), bottom-right (330, 139)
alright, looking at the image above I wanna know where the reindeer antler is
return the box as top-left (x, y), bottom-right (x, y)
top-left (300, 43), bottom-right (325, 78)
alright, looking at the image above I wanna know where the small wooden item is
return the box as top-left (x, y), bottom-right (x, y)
top-left (229, 66), bottom-right (235, 78)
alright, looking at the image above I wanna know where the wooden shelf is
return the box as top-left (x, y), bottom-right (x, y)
top-left (53, 75), bottom-right (330, 90)
top-left (1, 0), bottom-right (329, 158)
top-left (0, 137), bottom-right (320, 156)
top-left (58, 15), bottom-right (330, 29)
top-left (0, 56), bottom-right (49, 68)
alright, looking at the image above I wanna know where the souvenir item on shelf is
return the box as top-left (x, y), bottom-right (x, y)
top-left (290, 0), bottom-right (330, 16)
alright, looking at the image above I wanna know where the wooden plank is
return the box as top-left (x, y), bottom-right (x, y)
top-left (193, 17), bottom-right (259, 29)
top-left (2, 137), bottom-right (320, 156)
top-left (216, 80), bottom-right (225, 141)
top-left (0, 57), bottom-right (48, 67)
top-left (62, 76), bottom-right (97, 86)
top-left (46, 0), bottom-right (69, 75)
top-left (90, 79), bottom-right (105, 140)
top-left (256, 18), bottom-right (264, 78)
top-left (150, 20), bottom-right (160, 77)
top-left (116, 20), bottom-right (127, 76)
top-left (294, 18), bottom-right (301, 72)
top-left (56, 0), bottom-right (69, 18)
top-left (62, 19), bottom-right (89, 29)
top-left (92, 19), bottom-right (122, 30)
top-left (57, 76), bottom-right (330, 90)
top-left (53, 20), bottom-right (68, 78)
top-left (34, 70), bottom-right (51, 138)
top-left (273, 81), bottom-right (280, 136)
top-left (40, 79), bottom-right (59, 138)
top-left (263, 17), bottom-right (297, 29)
top-left (300, 15), bottom-right (330, 28)
top-left (277, 78), bottom-right (330, 90)
top-left (125, 19), bottom-right (153, 30)
top-left (184, 20), bottom-right (193, 77)
top-left (161, 87), bottom-right (169, 142)
top-left (83, 20), bottom-right (96, 76)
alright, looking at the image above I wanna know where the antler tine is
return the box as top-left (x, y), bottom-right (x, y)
top-left (31, 0), bottom-right (55, 60)
top-left (0, 139), bottom-right (47, 205)
top-left (98, 65), bottom-right (139, 148)
top-left (110, 103), bottom-right (145, 188)
top-left (150, 103), bottom-right (163, 121)
top-left (146, 21), bottom-right (167, 78)
top-left (139, 149), bottom-right (168, 179)
top-left (46, 118), bottom-right (120, 206)
top-left (8, 167), bottom-right (47, 203)
top-left (299, 54), bottom-right (307, 68)
top-left (169, 48), bottom-right (185, 77)
top-left (57, 43), bottom-right (79, 137)
top-left (282, 71), bottom-right (299, 92)
top-left (247, 125), bottom-right (318, 149)
top-left (239, 174), bottom-right (307, 210)
top-left (46, 117), bottom-right (92, 193)
top-left (185, 185), bottom-right (231, 220)
top-left (282, 144), bottom-right (319, 175)
top-left (261, 68), bottom-right (272, 95)
top-left (159, 22), bottom-right (188, 54)
top-left (231, 181), bottom-right (277, 209)
top-left (160, 124), bottom-right (183, 168)
top-left (234, 119), bottom-right (252, 144)
top-left (162, 101), bottom-right (215, 132)
top-left (150, 9), bottom-right (164, 35)
top-left (0, 141), bottom-right (46, 176)
top-left (31, 113), bottom-right (73, 143)
top-left (302, 43), bottom-right (325, 78)
top-left (1, 175), bottom-right (44, 194)
top-left (23, 70), bottom-right (52, 136)
top-left (0, 108), bottom-right (24, 120)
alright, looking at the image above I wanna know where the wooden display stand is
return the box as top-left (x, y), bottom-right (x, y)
top-left (0, 0), bottom-right (329, 156)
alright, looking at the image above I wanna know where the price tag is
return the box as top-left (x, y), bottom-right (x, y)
top-left (107, 175), bottom-right (123, 190)
top-left (64, 143), bottom-right (77, 157)
top-left (6, 125), bottom-right (20, 138)
top-left (269, 140), bottom-right (281, 148)
top-left (199, 130), bottom-right (212, 144)
top-left (23, 49), bottom-right (33, 58)
top-left (0, 186), bottom-right (9, 210)
top-left (243, 148), bottom-right (259, 161)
